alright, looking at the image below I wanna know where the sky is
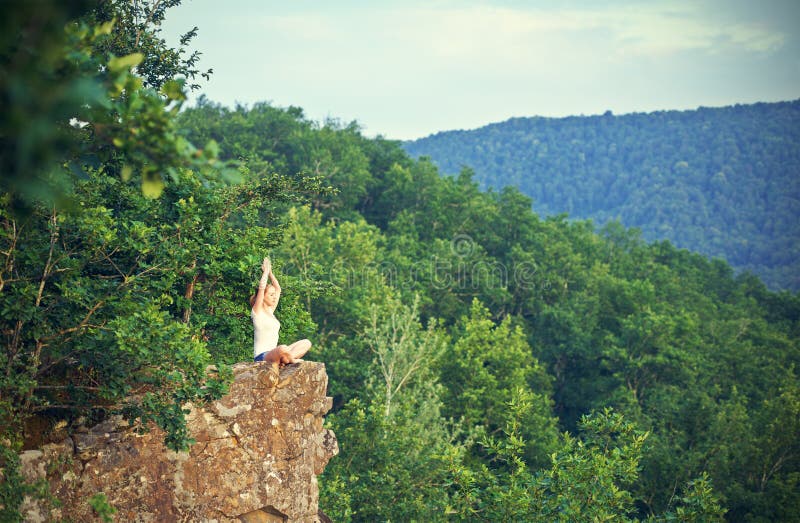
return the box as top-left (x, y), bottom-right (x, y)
top-left (159, 0), bottom-right (800, 140)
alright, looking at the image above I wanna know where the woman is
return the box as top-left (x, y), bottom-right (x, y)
top-left (251, 257), bottom-right (311, 367)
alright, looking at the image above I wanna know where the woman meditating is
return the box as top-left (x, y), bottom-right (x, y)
top-left (251, 257), bottom-right (311, 367)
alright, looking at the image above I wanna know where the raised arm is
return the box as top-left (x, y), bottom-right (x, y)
top-left (268, 265), bottom-right (281, 310)
top-left (252, 257), bottom-right (271, 314)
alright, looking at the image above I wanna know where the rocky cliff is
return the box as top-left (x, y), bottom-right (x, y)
top-left (19, 361), bottom-right (338, 522)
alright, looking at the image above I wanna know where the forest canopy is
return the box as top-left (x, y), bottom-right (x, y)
top-left (178, 99), bottom-right (800, 522)
top-left (1, 2), bottom-right (798, 522)
top-left (404, 102), bottom-right (800, 292)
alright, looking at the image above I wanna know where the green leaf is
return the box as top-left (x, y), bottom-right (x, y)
top-left (161, 79), bottom-right (187, 102)
top-left (94, 19), bottom-right (116, 36)
top-left (166, 167), bottom-right (180, 184)
top-left (108, 53), bottom-right (144, 73)
top-left (142, 173), bottom-right (164, 199)
top-left (203, 139), bottom-right (220, 159)
top-left (219, 167), bottom-right (242, 184)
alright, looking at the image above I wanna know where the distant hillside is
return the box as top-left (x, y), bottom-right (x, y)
top-left (404, 101), bottom-right (800, 291)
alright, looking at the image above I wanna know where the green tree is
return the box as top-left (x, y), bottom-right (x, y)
top-left (440, 299), bottom-right (559, 468)
top-left (1, 1), bottom-right (232, 210)
top-left (449, 406), bottom-right (725, 522)
top-left (0, 3), bottom-right (318, 519)
top-left (404, 101), bottom-right (800, 291)
top-left (320, 296), bottom-right (458, 522)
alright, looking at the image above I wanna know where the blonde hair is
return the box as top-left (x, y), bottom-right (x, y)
top-left (249, 284), bottom-right (276, 308)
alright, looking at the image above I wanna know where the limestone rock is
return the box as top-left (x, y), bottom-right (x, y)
top-left (20, 361), bottom-right (338, 522)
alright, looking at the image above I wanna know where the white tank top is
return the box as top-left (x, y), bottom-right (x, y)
top-left (252, 309), bottom-right (280, 357)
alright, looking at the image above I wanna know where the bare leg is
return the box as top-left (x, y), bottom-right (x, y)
top-left (263, 345), bottom-right (292, 369)
top-left (287, 339), bottom-right (311, 361)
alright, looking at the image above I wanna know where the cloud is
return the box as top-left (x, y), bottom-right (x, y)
top-left (160, 0), bottom-right (798, 139)
top-left (242, 2), bottom-right (787, 77)
top-left (362, 3), bottom-right (787, 64)
top-left (726, 24), bottom-right (786, 53)
top-left (605, 6), bottom-right (787, 56)
top-left (273, 5), bottom-right (776, 82)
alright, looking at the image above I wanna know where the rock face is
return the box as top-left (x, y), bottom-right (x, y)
top-left (20, 361), bottom-right (338, 522)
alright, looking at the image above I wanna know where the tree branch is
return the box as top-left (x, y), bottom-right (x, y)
top-left (134, 0), bottom-right (163, 48)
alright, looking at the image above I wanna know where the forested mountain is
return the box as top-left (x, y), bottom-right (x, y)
top-left (404, 102), bottom-right (800, 291)
top-left (3, 2), bottom-right (798, 522)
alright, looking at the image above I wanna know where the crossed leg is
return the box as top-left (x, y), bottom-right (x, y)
top-left (286, 338), bottom-right (311, 361)
top-left (261, 339), bottom-right (312, 368)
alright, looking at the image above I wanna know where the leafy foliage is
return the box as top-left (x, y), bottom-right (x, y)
top-left (405, 102), bottom-right (800, 291)
top-left (0, 0), bottom-right (231, 211)
top-left (449, 404), bottom-right (725, 522)
top-left (439, 299), bottom-right (559, 468)
top-left (0, 2), bottom-right (318, 519)
top-left (3, 2), bottom-right (798, 522)
top-left (320, 298), bottom-right (457, 522)
top-left (88, 492), bottom-right (117, 522)
top-left (175, 98), bottom-right (798, 522)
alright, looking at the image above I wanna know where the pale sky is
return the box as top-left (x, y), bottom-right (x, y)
top-left (159, 0), bottom-right (800, 140)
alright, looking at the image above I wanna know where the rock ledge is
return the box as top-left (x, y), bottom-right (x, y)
top-left (21, 361), bottom-right (338, 523)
